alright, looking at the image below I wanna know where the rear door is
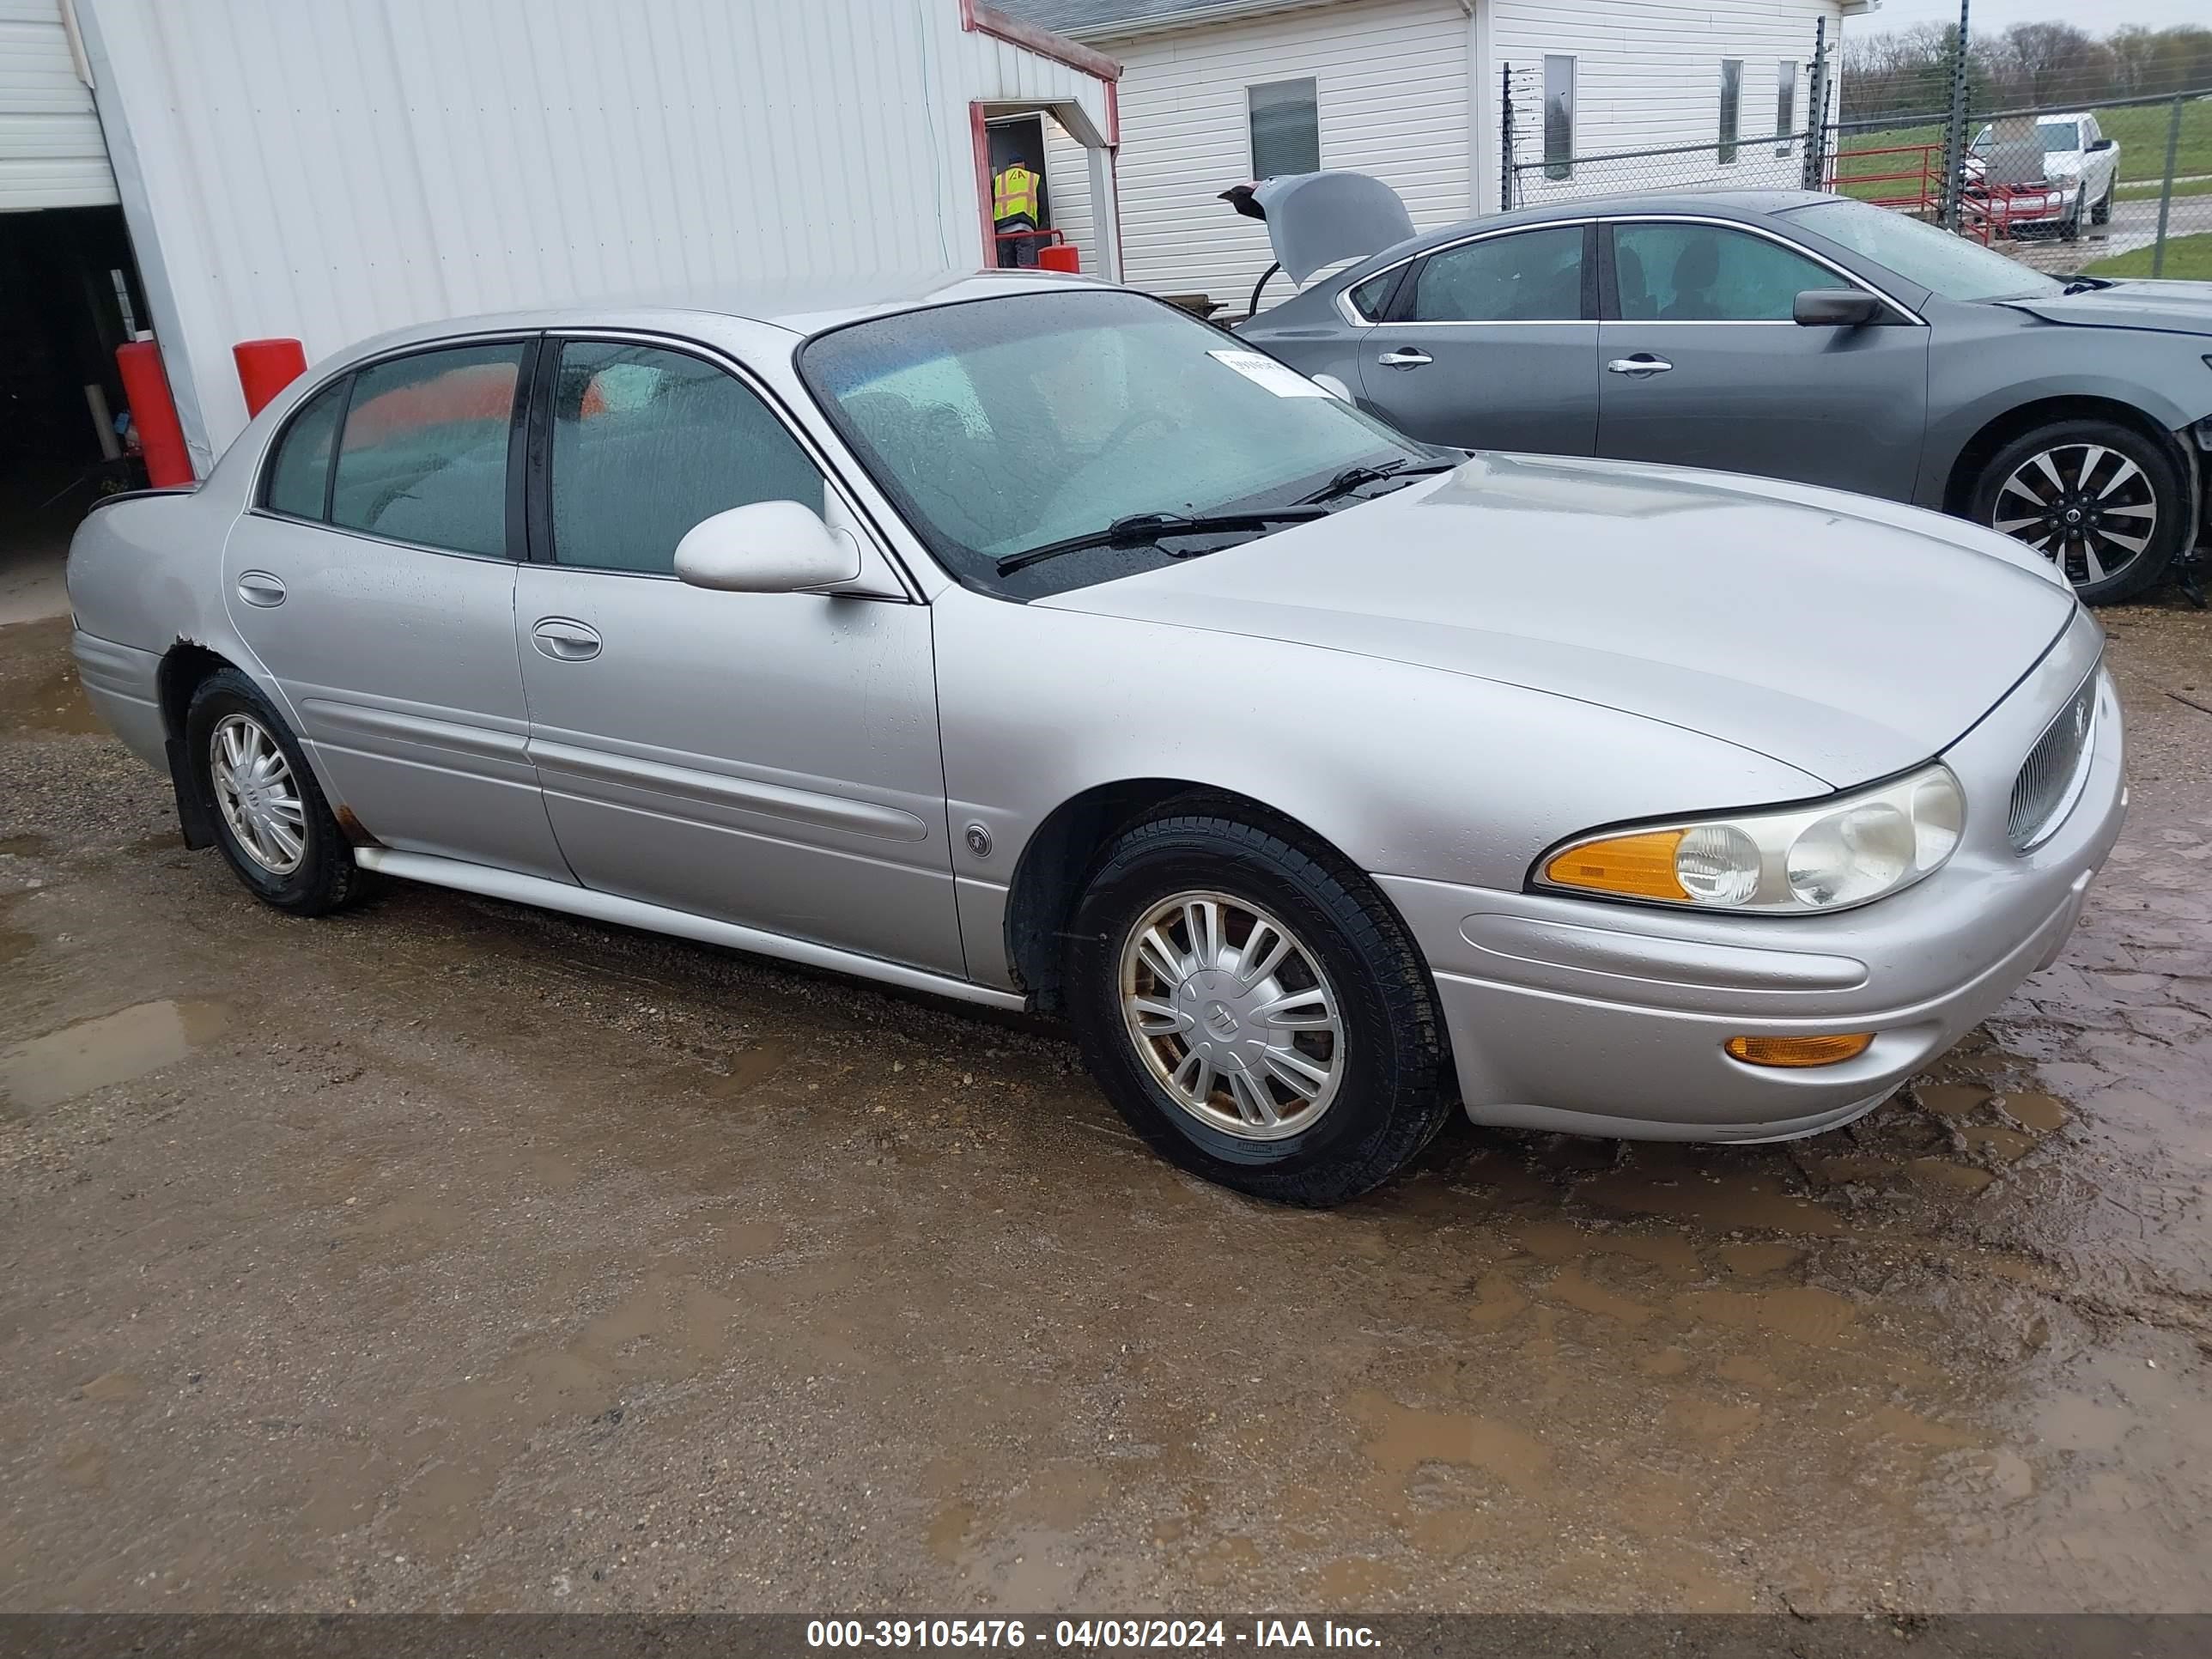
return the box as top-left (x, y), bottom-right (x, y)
top-left (222, 337), bottom-right (570, 878)
top-left (1594, 218), bottom-right (1931, 499)
top-left (1355, 222), bottom-right (1599, 455)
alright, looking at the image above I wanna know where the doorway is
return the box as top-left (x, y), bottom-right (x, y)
top-left (986, 114), bottom-right (1050, 266)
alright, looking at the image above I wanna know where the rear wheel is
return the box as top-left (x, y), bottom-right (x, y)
top-left (1066, 806), bottom-right (1453, 1206)
top-left (186, 669), bottom-right (360, 915)
top-left (1970, 418), bottom-right (2185, 605)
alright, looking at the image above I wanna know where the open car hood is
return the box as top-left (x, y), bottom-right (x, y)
top-left (1223, 171), bottom-right (1414, 286)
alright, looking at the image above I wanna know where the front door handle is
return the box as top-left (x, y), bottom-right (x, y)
top-left (236, 571), bottom-right (287, 607)
top-left (1376, 348), bottom-right (1433, 368)
top-left (1607, 355), bottom-right (1674, 377)
top-left (531, 618), bottom-right (602, 662)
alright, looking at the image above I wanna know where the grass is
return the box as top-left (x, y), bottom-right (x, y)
top-left (1832, 98), bottom-right (2212, 204)
top-left (2083, 230), bottom-right (2212, 278)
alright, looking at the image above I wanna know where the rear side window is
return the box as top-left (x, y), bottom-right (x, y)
top-left (264, 380), bottom-right (347, 520)
top-left (1407, 226), bottom-right (1584, 323)
top-left (549, 341), bottom-right (824, 575)
top-left (1345, 270), bottom-right (1397, 321)
top-left (330, 343), bottom-right (524, 557)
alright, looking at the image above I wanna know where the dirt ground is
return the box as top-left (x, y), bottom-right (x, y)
top-left (1, 599), bottom-right (2208, 1616)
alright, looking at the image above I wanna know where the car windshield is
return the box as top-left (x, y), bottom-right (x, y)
top-left (799, 288), bottom-right (1429, 598)
top-left (1785, 197), bottom-right (2066, 302)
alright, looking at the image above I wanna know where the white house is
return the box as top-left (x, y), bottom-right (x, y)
top-left (1005, 0), bottom-right (1875, 310)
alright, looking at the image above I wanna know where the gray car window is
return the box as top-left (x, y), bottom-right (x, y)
top-left (330, 343), bottom-right (523, 557)
top-left (1408, 227), bottom-right (1583, 323)
top-left (550, 342), bottom-right (824, 576)
top-left (264, 378), bottom-right (347, 521)
top-left (1613, 223), bottom-right (1831, 322)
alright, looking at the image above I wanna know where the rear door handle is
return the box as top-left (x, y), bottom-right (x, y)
top-left (1607, 355), bottom-right (1674, 377)
top-left (531, 618), bottom-right (602, 662)
top-left (1376, 348), bottom-right (1432, 368)
top-left (236, 571), bottom-right (287, 607)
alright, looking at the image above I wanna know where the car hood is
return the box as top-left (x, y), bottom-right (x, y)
top-left (2000, 279), bottom-right (2212, 334)
top-left (1041, 453), bottom-right (2079, 790)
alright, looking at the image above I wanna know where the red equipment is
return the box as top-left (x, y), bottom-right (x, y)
top-left (115, 339), bottom-right (194, 488)
top-left (234, 337), bottom-right (308, 418)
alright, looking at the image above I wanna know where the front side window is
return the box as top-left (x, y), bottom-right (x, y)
top-left (1543, 56), bottom-right (1576, 181)
top-left (800, 289), bottom-right (1426, 599)
top-left (2039, 122), bottom-right (2081, 154)
top-left (548, 342), bottom-right (823, 575)
top-left (1718, 59), bottom-right (1743, 166)
top-left (330, 342), bottom-right (524, 557)
top-left (1249, 77), bottom-right (1320, 178)
top-left (1613, 223), bottom-right (1832, 322)
top-left (264, 378), bottom-right (348, 520)
top-left (1409, 226), bottom-right (1584, 323)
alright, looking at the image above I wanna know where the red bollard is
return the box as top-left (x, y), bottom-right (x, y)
top-left (1037, 244), bottom-right (1081, 274)
top-left (115, 339), bottom-right (195, 487)
top-left (234, 337), bottom-right (308, 418)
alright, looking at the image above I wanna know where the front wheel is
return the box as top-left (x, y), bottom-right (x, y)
top-left (1970, 418), bottom-right (2185, 605)
top-left (1065, 806), bottom-right (1454, 1206)
top-left (2091, 179), bottom-right (2113, 225)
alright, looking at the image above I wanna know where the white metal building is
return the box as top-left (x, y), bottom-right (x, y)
top-left (0, 0), bottom-right (1121, 477)
top-left (1007, 0), bottom-right (1871, 309)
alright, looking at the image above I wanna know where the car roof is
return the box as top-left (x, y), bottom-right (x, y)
top-left (326, 270), bottom-right (1094, 364)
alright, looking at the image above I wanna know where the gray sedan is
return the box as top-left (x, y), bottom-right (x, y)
top-left (1239, 190), bottom-right (2212, 605)
top-left (68, 276), bottom-right (2123, 1205)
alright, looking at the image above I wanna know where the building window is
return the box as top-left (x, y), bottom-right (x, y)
top-left (1776, 60), bottom-right (1798, 155)
top-left (1248, 77), bottom-right (1320, 179)
top-left (1718, 59), bottom-right (1743, 166)
top-left (1542, 55), bottom-right (1576, 181)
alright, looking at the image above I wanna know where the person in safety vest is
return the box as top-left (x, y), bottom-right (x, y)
top-left (992, 155), bottom-right (1043, 268)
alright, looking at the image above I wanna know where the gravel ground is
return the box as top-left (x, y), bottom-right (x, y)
top-left (1, 600), bottom-right (2208, 1614)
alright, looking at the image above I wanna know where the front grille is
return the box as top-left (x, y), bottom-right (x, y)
top-left (2007, 670), bottom-right (2099, 852)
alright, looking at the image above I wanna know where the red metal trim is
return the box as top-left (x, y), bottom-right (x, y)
top-left (969, 100), bottom-right (997, 271)
top-left (962, 0), bottom-right (1122, 82)
top-left (1105, 76), bottom-right (1120, 149)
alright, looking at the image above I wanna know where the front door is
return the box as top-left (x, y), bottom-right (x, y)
top-left (513, 337), bottom-right (964, 975)
top-left (222, 338), bottom-right (570, 879)
top-left (1594, 220), bottom-right (1931, 499)
top-left (1356, 222), bottom-right (1599, 455)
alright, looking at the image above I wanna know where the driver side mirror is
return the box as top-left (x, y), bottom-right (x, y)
top-left (674, 501), bottom-right (863, 593)
top-left (1793, 289), bottom-right (1885, 328)
top-left (2088, 137), bottom-right (2115, 152)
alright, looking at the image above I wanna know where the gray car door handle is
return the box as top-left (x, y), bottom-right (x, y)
top-left (531, 618), bottom-right (602, 662)
top-left (235, 571), bottom-right (287, 607)
top-left (1376, 348), bottom-right (1432, 368)
top-left (1607, 355), bottom-right (1674, 377)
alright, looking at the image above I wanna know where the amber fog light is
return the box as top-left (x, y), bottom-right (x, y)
top-left (1725, 1032), bottom-right (1875, 1068)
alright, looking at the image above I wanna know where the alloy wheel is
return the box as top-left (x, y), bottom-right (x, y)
top-left (1118, 890), bottom-right (1345, 1140)
top-left (1989, 442), bottom-right (2158, 589)
top-left (210, 713), bottom-right (307, 875)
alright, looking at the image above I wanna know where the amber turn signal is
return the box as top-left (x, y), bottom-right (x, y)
top-left (1724, 1032), bottom-right (1876, 1068)
top-left (1541, 830), bottom-right (1686, 901)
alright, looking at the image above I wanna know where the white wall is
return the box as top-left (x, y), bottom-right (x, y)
top-left (1491, 0), bottom-right (1849, 203)
top-left (1095, 0), bottom-right (1475, 306)
top-left (1042, 112), bottom-right (1101, 274)
top-left (74, 0), bottom-right (1114, 467)
top-left (0, 0), bottom-right (116, 209)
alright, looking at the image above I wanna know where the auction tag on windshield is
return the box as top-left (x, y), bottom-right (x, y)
top-left (1206, 349), bottom-right (1331, 398)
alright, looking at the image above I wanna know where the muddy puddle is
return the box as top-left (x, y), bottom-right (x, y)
top-left (0, 998), bottom-right (230, 1114)
top-left (0, 658), bottom-right (101, 736)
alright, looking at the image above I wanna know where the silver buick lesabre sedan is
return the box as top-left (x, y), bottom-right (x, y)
top-left (68, 275), bottom-right (2124, 1205)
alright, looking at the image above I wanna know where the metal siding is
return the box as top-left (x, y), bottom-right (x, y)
top-left (0, 0), bottom-right (116, 208)
top-left (77, 0), bottom-right (1112, 465)
top-left (1100, 0), bottom-right (1473, 304)
top-left (1042, 111), bottom-right (1100, 273)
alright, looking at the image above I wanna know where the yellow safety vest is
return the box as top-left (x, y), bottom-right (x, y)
top-left (993, 165), bottom-right (1040, 223)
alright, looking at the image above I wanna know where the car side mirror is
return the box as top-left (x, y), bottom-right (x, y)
top-left (1793, 289), bottom-right (1884, 328)
top-left (2088, 137), bottom-right (2114, 152)
top-left (673, 501), bottom-right (863, 593)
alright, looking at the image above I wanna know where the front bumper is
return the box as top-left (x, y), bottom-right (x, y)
top-left (1379, 615), bottom-right (2125, 1142)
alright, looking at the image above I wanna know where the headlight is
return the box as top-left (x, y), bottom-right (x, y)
top-left (1536, 763), bottom-right (1965, 915)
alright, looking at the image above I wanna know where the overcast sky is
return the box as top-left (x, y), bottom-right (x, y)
top-left (1863, 0), bottom-right (2209, 31)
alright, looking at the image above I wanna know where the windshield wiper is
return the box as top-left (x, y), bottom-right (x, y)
top-left (994, 507), bottom-right (1329, 576)
top-left (1296, 458), bottom-right (1456, 505)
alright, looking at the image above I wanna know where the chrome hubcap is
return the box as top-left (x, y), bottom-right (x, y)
top-left (210, 714), bottom-right (307, 876)
top-left (1990, 443), bottom-right (2157, 588)
top-left (1119, 891), bottom-right (1344, 1140)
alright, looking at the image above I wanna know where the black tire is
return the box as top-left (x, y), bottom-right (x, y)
top-left (1968, 416), bottom-right (2186, 605)
top-left (185, 667), bottom-right (361, 915)
top-left (2060, 195), bottom-right (2082, 241)
top-left (1064, 804), bottom-right (1453, 1206)
top-left (2091, 180), bottom-right (2112, 226)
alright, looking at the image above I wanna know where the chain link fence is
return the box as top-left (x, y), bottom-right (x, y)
top-left (1501, 26), bottom-right (2212, 282)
